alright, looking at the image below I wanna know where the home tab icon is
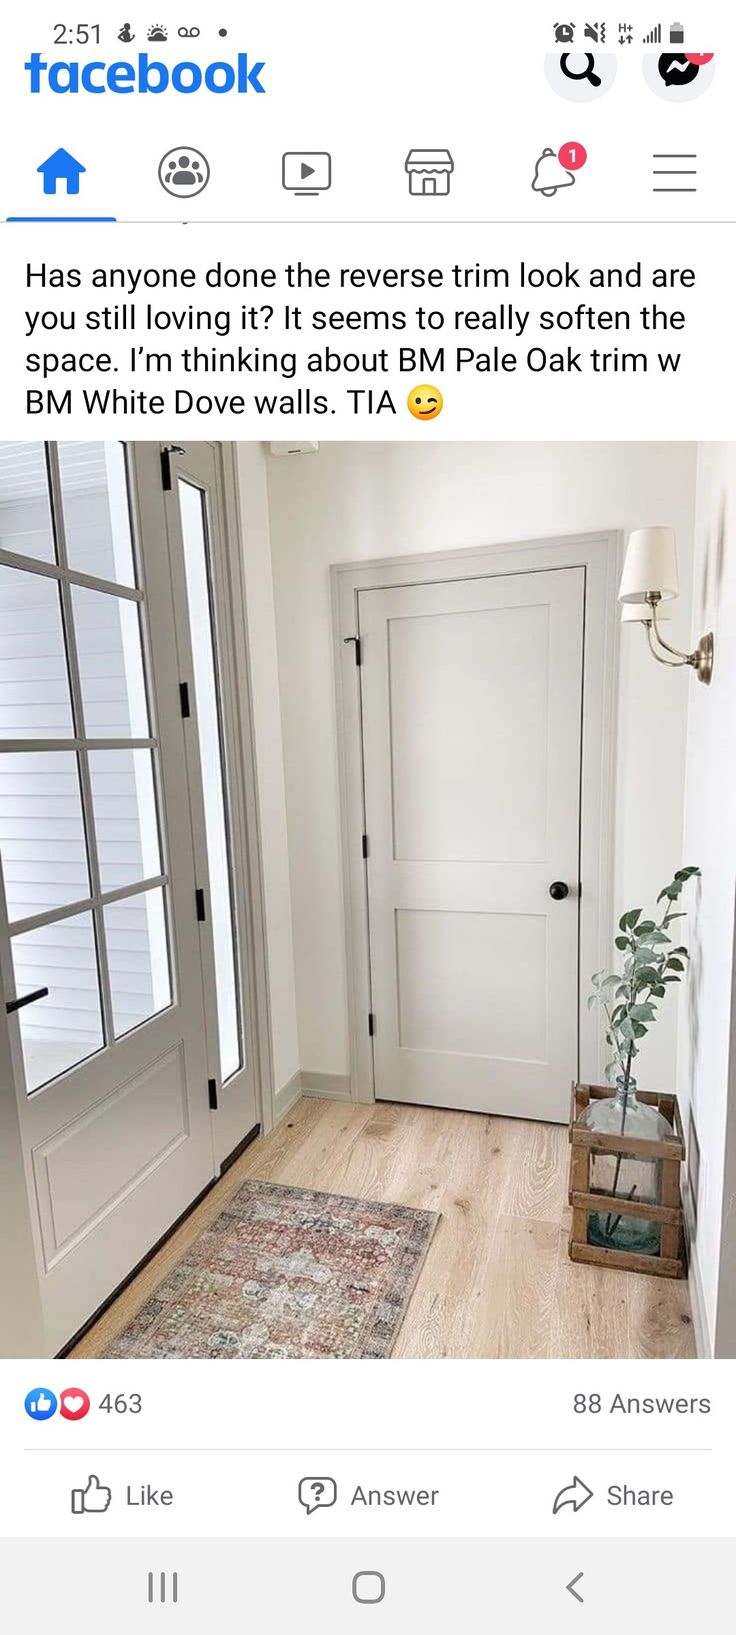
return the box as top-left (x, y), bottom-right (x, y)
top-left (405, 148), bottom-right (454, 196)
top-left (37, 148), bottom-right (86, 196)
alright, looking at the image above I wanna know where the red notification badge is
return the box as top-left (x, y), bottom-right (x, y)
top-left (558, 141), bottom-right (588, 172)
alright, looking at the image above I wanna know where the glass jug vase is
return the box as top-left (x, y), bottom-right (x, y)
top-left (578, 1076), bottom-right (673, 1256)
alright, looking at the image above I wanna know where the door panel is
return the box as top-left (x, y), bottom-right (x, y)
top-left (395, 907), bottom-right (548, 1060)
top-left (360, 567), bottom-right (584, 1123)
top-left (389, 599), bottom-right (551, 863)
top-left (31, 1043), bottom-right (189, 1263)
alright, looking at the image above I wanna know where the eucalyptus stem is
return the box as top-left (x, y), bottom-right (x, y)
top-left (607, 1183), bottom-right (637, 1241)
top-left (605, 1044), bottom-right (634, 1235)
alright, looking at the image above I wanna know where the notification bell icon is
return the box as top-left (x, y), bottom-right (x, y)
top-left (531, 147), bottom-right (576, 196)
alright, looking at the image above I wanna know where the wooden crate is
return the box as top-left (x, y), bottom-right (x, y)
top-left (568, 1083), bottom-right (686, 1279)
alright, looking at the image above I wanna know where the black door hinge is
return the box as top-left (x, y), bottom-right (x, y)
top-left (195, 887), bottom-right (206, 922)
top-left (344, 635), bottom-right (362, 666)
top-left (362, 834), bottom-right (369, 859)
top-left (160, 444), bottom-right (186, 492)
top-left (368, 1012), bottom-right (375, 1037)
top-left (208, 1078), bottom-right (219, 1111)
top-left (179, 681), bottom-right (191, 718)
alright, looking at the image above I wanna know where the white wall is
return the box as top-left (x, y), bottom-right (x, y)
top-left (677, 443), bottom-right (736, 1357)
top-left (235, 444), bottom-right (300, 1102)
top-left (265, 442), bottom-right (697, 1090)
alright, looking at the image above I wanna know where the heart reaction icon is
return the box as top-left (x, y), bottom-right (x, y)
top-left (60, 1388), bottom-right (91, 1422)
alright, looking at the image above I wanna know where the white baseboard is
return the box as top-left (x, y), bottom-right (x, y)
top-left (301, 1071), bottom-right (352, 1102)
top-left (271, 1069), bottom-right (353, 1129)
top-left (684, 1226), bottom-right (712, 1358)
top-left (273, 1069), bottom-right (303, 1125)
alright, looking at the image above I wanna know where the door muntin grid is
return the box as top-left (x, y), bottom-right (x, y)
top-left (0, 442), bottom-right (175, 1095)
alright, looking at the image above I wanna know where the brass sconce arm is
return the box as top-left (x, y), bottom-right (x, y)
top-left (646, 593), bottom-right (714, 686)
top-left (646, 621), bottom-right (685, 668)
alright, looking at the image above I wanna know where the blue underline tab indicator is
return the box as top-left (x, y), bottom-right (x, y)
top-left (5, 143), bottom-right (117, 220)
top-left (6, 216), bottom-right (117, 222)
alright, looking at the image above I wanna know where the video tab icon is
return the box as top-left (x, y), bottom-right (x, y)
top-left (282, 152), bottom-right (332, 196)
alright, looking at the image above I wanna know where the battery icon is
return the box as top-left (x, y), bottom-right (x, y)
top-left (670, 20), bottom-right (685, 44)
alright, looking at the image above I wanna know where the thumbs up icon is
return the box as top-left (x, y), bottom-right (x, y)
top-left (71, 1474), bottom-right (112, 1514)
top-left (24, 1388), bottom-right (57, 1421)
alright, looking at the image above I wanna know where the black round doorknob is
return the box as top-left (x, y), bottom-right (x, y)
top-left (549, 881), bottom-right (569, 901)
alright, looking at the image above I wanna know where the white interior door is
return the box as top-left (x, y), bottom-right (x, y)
top-left (0, 441), bottom-right (216, 1354)
top-left (359, 567), bottom-right (585, 1123)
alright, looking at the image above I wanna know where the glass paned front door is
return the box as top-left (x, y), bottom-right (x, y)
top-left (10, 911), bottom-right (104, 1092)
top-left (104, 885), bottom-right (171, 1039)
top-left (0, 441), bottom-right (174, 1096)
top-left (0, 567), bottom-right (74, 738)
top-left (71, 584), bottom-right (151, 739)
top-left (0, 751), bottom-right (90, 922)
top-left (58, 441), bottom-right (137, 587)
top-left (0, 442), bottom-right (56, 562)
top-left (88, 748), bottom-right (163, 892)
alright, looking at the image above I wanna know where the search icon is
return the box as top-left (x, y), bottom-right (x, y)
top-left (560, 52), bottom-right (602, 87)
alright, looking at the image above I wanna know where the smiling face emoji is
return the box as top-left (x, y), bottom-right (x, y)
top-left (407, 383), bottom-right (443, 420)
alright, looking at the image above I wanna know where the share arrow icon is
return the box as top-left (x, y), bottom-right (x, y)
top-left (552, 1475), bottom-right (594, 1515)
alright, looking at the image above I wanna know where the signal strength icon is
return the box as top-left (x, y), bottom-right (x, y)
top-left (643, 23), bottom-right (662, 42)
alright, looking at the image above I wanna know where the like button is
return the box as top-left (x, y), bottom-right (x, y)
top-left (71, 1475), bottom-right (112, 1515)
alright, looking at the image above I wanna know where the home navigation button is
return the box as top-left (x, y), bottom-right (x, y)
top-left (352, 1572), bottom-right (386, 1605)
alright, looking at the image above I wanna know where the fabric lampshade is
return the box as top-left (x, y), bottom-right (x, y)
top-left (619, 527), bottom-right (679, 604)
top-left (621, 602), bottom-right (672, 623)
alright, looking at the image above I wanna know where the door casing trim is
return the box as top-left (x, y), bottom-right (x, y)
top-left (218, 445), bottom-right (277, 1134)
top-left (331, 531), bottom-right (621, 1113)
top-left (154, 442), bottom-right (275, 1144)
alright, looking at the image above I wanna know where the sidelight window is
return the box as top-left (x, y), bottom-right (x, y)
top-left (177, 478), bottom-right (242, 1084)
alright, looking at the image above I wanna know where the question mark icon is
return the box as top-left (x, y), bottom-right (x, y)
top-left (299, 1476), bottom-right (337, 1515)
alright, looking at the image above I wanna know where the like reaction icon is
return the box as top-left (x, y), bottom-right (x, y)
top-left (24, 1388), bottom-right (57, 1421)
top-left (71, 1475), bottom-right (112, 1515)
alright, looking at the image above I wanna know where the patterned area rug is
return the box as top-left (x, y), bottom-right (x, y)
top-left (104, 1179), bottom-right (439, 1359)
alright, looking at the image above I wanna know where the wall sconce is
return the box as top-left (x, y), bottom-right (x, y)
top-left (619, 526), bottom-right (714, 686)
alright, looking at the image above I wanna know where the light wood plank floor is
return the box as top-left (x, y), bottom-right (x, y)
top-left (72, 1097), bottom-right (696, 1359)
